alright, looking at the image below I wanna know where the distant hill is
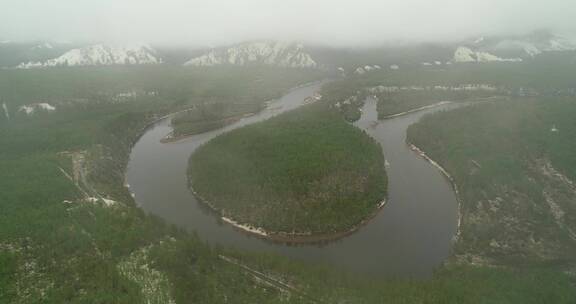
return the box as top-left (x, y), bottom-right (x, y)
top-left (183, 41), bottom-right (318, 68)
top-left (452, 46), bottom-right (522, 63)
top-left (457, 30), bottom-right (576, 61)
top-left (0, 41), bottom-right (74, 67)
top-left (3, 30), bottom-right (575, 69)
top-left (17, 44), bottom-right (162, 68)
top-left (306, 30), bottom-right (576, 70)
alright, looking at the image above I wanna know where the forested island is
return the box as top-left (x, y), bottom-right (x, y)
top-left (189, 101), bottom-right (387, 241)
top-left (165, 102), bottom-right (264, 141)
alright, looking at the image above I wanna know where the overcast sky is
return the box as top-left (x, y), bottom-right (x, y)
top-left (1, 0), bottom-right (575, 47)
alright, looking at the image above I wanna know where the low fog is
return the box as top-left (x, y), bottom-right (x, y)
top-left (2, 0), bottom-right (576, 47)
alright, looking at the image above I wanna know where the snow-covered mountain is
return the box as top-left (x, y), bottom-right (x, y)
top-left (184, 41), bottom-right (317, 68)
top-left (451, 31), bottom-right (576, 63)
top-left (489, 35), bottom-right (576, 57)
top-left (0, 41), bottom-right (74, 67)
top-left (464, 31), bottom-right (576, 59)
top-left (453, 46), bottom-right (522, 63)
top-left (17, 44), bottom-right (162, 68)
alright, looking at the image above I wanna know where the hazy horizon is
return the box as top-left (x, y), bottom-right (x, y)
top-left (2, 0), bottom-right (576, 47)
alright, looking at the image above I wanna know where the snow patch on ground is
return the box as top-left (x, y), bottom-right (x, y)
top-left (118, 244), bottom-right (176, 304)
top-left (18, 103), bottom-right (56, 115)
top-left (64, 197), bottom-right (117, 207)
top-left (0, 242), bottom-right (54, 303)
top-left (84, 197), bottom-right (117, 207)
top-left (354, 65), bottom-right (382, 74)
top-left (221, 216), bottom-right (269, 236)
top-left (369, 84), bottom-right (499, 93)
top-left (2, 102), bottom-right (9, 119)
top-left (111, 90), bottom-right (158, 102)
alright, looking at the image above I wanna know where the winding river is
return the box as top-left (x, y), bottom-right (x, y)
top-left (126, 81), bottom-right (460, 277)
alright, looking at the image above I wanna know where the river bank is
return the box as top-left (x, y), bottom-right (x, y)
top-left (408, 143), bottom-right (463, 243)
top-left (192, 183), bottom-right (388, 244)
top-left (380, 101), bottom-right (453, 119)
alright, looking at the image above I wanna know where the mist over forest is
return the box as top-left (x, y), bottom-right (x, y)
top-left (2, 1), bottom-right (576, 303)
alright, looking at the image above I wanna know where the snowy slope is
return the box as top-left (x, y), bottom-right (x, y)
top-left (17, 44), bottom-right (162, 68)
top-left (466, 31), bottom-right (576, 59)
top-left (184, 41), bottom-right (317, 68)
top-left (453, 46), bottom-right (522, 63)
top-left (490, 35), bottom-right (576, 57)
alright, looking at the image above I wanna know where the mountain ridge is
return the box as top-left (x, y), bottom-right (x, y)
top-left (183, 41), bottom-right (318, 68)
top-left (17, 44), bottom-right (162, 68)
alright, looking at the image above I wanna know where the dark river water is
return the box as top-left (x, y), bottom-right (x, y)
top-left (126, 81), bottom-right (460, 277)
